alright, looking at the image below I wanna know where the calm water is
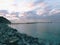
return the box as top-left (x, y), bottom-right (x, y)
top-left (9, 22), bottom-right (60, 42)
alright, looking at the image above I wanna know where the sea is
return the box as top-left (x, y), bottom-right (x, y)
top-left (9, 22), bottom-right (60, 42)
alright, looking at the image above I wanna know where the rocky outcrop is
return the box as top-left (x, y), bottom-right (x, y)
top-left (0, 17), bottom-right (41, 45)
top-left (0, 17), bottom-right (60, 45)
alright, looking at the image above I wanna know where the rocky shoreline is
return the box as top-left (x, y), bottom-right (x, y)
top-left (0, 17), bottom-right (60, 45)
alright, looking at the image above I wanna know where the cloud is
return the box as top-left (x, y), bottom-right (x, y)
top-left (11, 0), bottom-right (35, 12)
top-left (36, 9), bottom-right (45, 15)
top-left (0, 0), bottom-right (14, 11)
top-left (19, 12), bottom-right (27, 17)
top-left (38, 2), bottom-right (47, 8)
top-left (0, 0), bottom-right (60, 14)
top-left (49, 9), bottom-right (60, 15)
top-left (32, 0), bottom-right (60, 16)
top-left (33, 0), bottom-right (44, 5)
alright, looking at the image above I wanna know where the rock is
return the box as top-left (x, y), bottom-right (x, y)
top-left (0, 17), bottom-right (11, 24)
top-left (0, 17), bottom-right (57, 45)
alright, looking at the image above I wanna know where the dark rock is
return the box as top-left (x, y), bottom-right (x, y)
top-left (0, 17), bottom-right (11, 24)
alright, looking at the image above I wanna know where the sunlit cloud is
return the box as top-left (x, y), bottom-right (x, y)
top-left (11, 0), bottom-right (35, 12)
top-left (0, 0), bottom-right (46, 13)
top-left (0, 0), bottom-right (15, 13)
top-left (0, 0), bottom-right (60, 14)
top-left (36, 9), bottom-right (45, 15)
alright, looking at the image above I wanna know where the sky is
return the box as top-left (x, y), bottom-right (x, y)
top-left (0, 0), bottom-right (60, 13)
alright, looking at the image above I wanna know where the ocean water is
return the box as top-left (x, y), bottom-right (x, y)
top-left (9, 22), bottom-right (60, 42)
